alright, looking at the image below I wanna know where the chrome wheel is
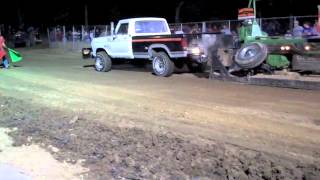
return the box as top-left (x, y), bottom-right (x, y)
top-left (153, 56), bottom-right (166, 74)
top-left (95, 56), bottom-right (104, 71)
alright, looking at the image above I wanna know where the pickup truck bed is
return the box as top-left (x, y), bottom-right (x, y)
top-left (132, 34), bottom-right (186, 59)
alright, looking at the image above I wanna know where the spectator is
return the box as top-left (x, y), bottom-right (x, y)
top-left (89, 30), bottom-right (94, 41)
top-left (190, 24), bottom-right (200, 34)
top-left (206, 24), bottom-right (214, 33)
top-left (312, 20), bottom-right (320, 36)
top-left (95, 28), bottom-right (101, 37)
top-left (265, 21), bottom-right (276, 36)
top-left (27, 26), bottom-right (36, 47)
top-left (49, 28), bottom-right (56, 42)
top-left (69, 30), bottom-right (74, 41)
top-left (182, 25), bottom-right (192, 34)
top-left (0, 36), bottom-right (9, 69)
top-left (212, 25), bottom-right (219, 33)
top-left (221, 24), bottom-right (232, 35)
top-left (231, 30), bottom-right (238, 36)
top-left (73, 30), bottom-right (81, 41)
top-left (303, 22), bottom-right (313, 36)
top-left (56, 27), bottom-right (63, 41)
top-left (84, 30), bottom-right (91, 43)
top-left (292, 20), bottom-right (303, 37)
top-left (285, 30), bottom-right (293, 38)
top-left (273, 20), bottom-right (281, 35)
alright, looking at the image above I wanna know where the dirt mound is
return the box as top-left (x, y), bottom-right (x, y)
top-left (0, 96), bottom-right (319, 179)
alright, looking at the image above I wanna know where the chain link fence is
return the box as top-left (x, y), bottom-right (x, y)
top-left (0, 15), bottom-right (318, 51)
top-left (169, 15), bottom-right (318, 37)
top-left (46, 25), bottom-right (112, 51)
top-left (0, 24), bottom-right (47, 48)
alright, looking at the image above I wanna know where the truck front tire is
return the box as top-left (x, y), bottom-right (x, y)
top-left (152, 52), bottom-right (174, 77)
top-left (95, 52), bottom-right (112, 72)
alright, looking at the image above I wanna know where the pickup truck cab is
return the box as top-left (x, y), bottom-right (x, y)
top-left (88, 17), bottom-right (207, 77)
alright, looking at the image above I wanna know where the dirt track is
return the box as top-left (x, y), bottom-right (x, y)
top-left (0, 48), bottom-right (320, 179)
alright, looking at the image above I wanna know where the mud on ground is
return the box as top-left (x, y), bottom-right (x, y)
top-left (1, 96), bottom-right (319, 180)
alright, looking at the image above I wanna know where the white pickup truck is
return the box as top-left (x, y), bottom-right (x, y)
top-left (83, 17), bottom-right (208, 77)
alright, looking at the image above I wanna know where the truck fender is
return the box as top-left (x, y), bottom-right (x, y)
top-left (95, 48), bottom-right (110, 57)
top-left (148, 44), bottom-right (172, 59)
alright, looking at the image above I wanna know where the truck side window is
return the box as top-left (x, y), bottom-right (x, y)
top-left (135, 21), bottom-right (168, 34)
top-left (117, 23), bottom-right (129, 35)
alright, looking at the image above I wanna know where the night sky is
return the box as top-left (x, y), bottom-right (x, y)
top-left (1, 0), bottom-right (320, 26)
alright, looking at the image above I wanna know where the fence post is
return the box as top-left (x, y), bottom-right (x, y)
top-left (81, 25), bottom-right (85, 50)
top-left (202, 22), bottom-right (206, 33)
top-left (93, 26), bottom-right (96, 38)
top-left (289, 16), bottom-right (294, 32)
top-left (47, 28), bottom-right (51, 48)
top-left (228, 20), bottom-right (231, 31)
top-left (81, 25), bottom-right (84, 41)
top-left (54, 27), bottom-right (57, 48)
top-left (106, 25), bottom-right (108, 36)
top-left (257, 18), bottom-right (262, 32)
top-left (72, 26), bottom-right (75, 50)
top-left (318, 5), bottom-right (320, 25)
top-left (111, 22), bottom-right (114, 35)
top-left (0, 24), bottom-right (4, 36)
top-left (63, 26), bottom-right (66, 51)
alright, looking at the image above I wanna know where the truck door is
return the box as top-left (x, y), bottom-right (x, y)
top-left (112, 23), bottom-right (134, 59)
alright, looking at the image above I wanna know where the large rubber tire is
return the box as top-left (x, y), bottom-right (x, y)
top-left (235, 42), bottom-right (268, 69)
top-left (95, 51), bottom-right (112, 72)
top-left (152, 51), bottom-right (174, 77)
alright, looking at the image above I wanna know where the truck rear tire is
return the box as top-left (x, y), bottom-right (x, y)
top-left (95, 51), bottom-right (112, 72)
top-left (152, 51), bottom-right (174, 77)
top-left (235, 42), bottom-right (268, 69)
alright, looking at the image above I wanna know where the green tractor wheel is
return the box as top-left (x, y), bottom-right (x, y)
top-left (235, 42), bottom-right (268, 69)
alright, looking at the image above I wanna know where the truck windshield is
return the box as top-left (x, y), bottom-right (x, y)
top-left (135, 21), bottom-right (168, 34)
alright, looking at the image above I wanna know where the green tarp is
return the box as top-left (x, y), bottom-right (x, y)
top-left (8, 48), bottom-right (22, 63)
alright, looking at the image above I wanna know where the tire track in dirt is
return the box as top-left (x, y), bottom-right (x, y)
top-left (1, 70), bottom-right (320, 163)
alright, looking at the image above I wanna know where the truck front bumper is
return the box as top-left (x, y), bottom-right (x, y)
top-left (189, 54), bottom-right (208, 63)
top-left (186, 46), bottom-right (208, 63)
